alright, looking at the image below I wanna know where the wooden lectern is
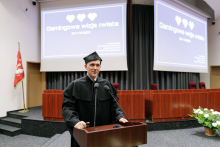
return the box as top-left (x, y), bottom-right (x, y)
top-left (73, 122), bottom-right (147, 147)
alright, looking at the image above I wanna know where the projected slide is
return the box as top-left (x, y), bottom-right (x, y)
top-left (42, 3), bottom-right (126, 59)
top-left (41, 2), bottom-right (127, 71)
top-left (154, 0), bottom-right (207, 73)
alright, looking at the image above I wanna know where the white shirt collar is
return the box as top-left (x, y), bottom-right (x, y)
top-left (87, 74), bottom-right (97, 82)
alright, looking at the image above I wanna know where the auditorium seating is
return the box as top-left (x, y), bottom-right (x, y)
top-left (188, 82), bottom-right (197, 89)
top-left (199, 82), bottom-right (206, 89)
top-left (112, 83), bottom-right (120, 90)
top-left (151, 84), bottom-right (158, 90)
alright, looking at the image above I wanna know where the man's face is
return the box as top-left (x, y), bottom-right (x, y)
top-left (85, 60), bottom-right (101, 80)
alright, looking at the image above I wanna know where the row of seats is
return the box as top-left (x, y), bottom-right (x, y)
top-left (151, 82), bottom-right (206, 90)
top-left (112, 82), bottom-right (206, 90)
top-left (189, 82), bottom-right (206, 89)
top-left (112, 83), bottom-right (120, 90)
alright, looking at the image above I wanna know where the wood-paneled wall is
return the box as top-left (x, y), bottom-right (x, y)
top-left (42, 90), bottom-right (64, 121)
top-left (118, 91), bottom-right (145, 122)
top-left (42, 90), bottom-right (146, 122)
top-left (42, 89), bottom-right (220, 122)
top-left (145, 89), bottom-right (220, 122)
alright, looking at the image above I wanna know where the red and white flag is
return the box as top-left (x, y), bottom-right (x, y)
top-left (14, 49), bottom-right (24, 88)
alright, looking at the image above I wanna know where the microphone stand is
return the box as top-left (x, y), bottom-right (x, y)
top-left (94, 86), bottom-right (98, 131)
top-left (108, 91), bottom-right (133, 126)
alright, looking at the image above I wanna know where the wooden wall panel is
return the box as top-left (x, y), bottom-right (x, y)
top-left (118, 93), bottom-right (145, 121)
top-left (214, 92), bottom-right (220, 112)
top-left (53, 94), bottom-right (64, 118)
top-left (210, 89), bottom-right (220, 92)
top-left (43, 90), bottom-right (63, 93)
top-left (43, 89), bottom-right (220, 122)
top-left (153, 94), bottom-right (173, 119)
top-left (43, 90), bottom-right (145, 122)
top-left (207, 92), bottom-right (214, 110)
top-left (42, 93), bottom-right (64, 121)
top-left (162, 94), bottom-right (173, 118)
top-left (42, 94), bottom-right (54, 118)
top-left (144, 90), bottom-right (153, 119)
top-left (182, 93), bottom-right (192, 117)
top-left (199, 92), bottom-right (208, 109)
top-left (152, 94), bottom-right (161, 119)
top-left (190, 93), bottom-right (200, 110)
top-left (118, 90), bottom-right (144, 94)
top-left (172, 94), bottom-right (182, 118)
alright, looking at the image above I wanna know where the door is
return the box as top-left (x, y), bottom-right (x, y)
top-left (210, 66), bottom-right (220, 89)
top-left (26, 62), bottom-right (46, 108)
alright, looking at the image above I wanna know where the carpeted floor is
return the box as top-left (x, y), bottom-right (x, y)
top-left (142, 127), bottom-right (220, 147)
top-left (0, 134), bottom-right (48, 147)
top-left (0, 127), bottom-right (220, 147)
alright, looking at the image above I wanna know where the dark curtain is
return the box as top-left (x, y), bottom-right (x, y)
top-left (130, 5), bottom-right (199, 90)
top-left (46, 4), bottom-right (200, 90)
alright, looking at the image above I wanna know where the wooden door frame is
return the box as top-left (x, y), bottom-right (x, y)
top-left (210, 65), bottom-right (220, 89)
top-left (26, 61), bottom-right (46, 108)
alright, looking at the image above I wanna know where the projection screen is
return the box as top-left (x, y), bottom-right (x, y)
top-left (154, 0), bottom-right (208, 73)
top-left (41, 2), bottom-right (127, 71)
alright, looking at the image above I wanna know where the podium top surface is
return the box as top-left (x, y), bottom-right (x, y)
top-left (84, 122), bottom-right (146, 133)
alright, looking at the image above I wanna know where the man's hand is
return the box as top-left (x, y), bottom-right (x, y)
top-left (74, 121), bottom-right (86, 129)
top-left (119, 118), bottom-right (128, 123)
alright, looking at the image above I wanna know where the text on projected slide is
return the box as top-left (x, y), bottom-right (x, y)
top-left (42, 3), bottom-right (126, 59)
top-left (155, 1), bottom-right (207, 67)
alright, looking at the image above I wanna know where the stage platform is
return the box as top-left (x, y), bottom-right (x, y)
top-left (0, 106), bottom-right (202, 138)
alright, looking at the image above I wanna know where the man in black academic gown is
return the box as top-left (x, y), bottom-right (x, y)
top-left (62, 52), bottom-right (128, 147)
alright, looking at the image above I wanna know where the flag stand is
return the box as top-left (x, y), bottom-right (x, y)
top-left (19, 81), bottom-right (29, 113)
top-left (15, 42), bottom-right (29, 113)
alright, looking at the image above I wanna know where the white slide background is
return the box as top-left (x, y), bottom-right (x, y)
top-left (154, 0), bottom-right (208, 73)
top-left (41, 2), bottom-right (127, 71)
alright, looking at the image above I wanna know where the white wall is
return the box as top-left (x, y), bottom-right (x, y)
top-left (41, 0), bottom-right (127, 10)
top-left (200, 18), bottom-right (220, 89)
top-left (0, 0), bottom-right (40, 117)
top-left (40, 0), bottom-right (155, 10)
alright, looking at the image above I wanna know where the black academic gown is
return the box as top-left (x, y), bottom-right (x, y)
top-left (62, 75), bottom-right (124, 147)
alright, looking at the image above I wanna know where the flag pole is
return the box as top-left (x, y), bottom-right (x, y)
top-left (18, 42), bottom-right (29, 113)
top-left (19, 81), bottom-right (29, 113)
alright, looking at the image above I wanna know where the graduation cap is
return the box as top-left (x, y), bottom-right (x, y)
top-left (83, 51), bottom-right (102, 65)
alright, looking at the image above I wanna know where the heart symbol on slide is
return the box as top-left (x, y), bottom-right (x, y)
top-left (87, 13), bottom-right (97, 21)
top-left (77, 14), bottom-right (86, 22)
top-left (182, 18), bottom-right (188, 28)
top-left (66, 15), bottom-right (75, 23)
top-left (175, 16), bottom-right (181, 26)
top-left (189, 21), bottom-right (194, 30)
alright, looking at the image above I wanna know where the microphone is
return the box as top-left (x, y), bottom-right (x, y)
top-left (104, 85), bottom-right (133, 126)
top-left (104, 85), bottom-right (110, 91)
top-left (94, 83), bottom-right (99, 88)
top-left (94, 83), bottom-right (99, 131)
